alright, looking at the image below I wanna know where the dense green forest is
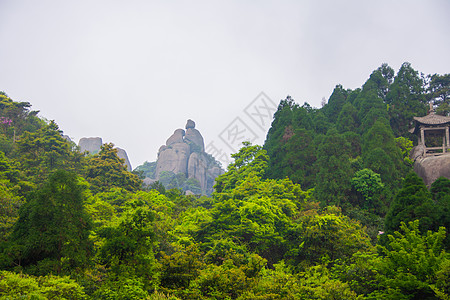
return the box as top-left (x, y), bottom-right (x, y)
top-left (0, 63), bottom-right (449, 299)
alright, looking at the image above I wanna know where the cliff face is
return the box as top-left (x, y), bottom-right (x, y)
top-left (154, 119), bottom-right (223, 195)
top-left (78, 137), bottom-right (132, 171)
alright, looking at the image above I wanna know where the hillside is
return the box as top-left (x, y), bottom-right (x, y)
top-left (0, 63), bottom-right (449, 299)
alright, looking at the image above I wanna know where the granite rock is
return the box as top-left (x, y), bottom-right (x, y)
top-left (186, 119), bottom-right (195, 129)
top-left (166, 129), bottom-right (185, 146)
top-left (79, 137), bottom-right (102, 154)
top-left (414, 153), bottom-right (450, 187)
top-left (116, 147), bottom-right (132, 171)
top-left (156, 142), bottom-right (190, 178)
top-left (153, 119), bottom-right (224, 195)
top-left (185, 128), bottom-right (205, 152)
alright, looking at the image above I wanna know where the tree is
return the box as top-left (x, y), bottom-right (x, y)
top-left (96, 203), bottom-right (158, 295)
top-left (430, 177), bottom-right (450, 249)
top-left (314, 129), bottom-right (360, 208)
top-left (336, 102), bottom-right (359, 133)
top-left (384, 172), bottom-right (437, 235)
top-left (374, 221), bottom-right (448, 299)
top-left (5, 170), bottom-right (93, 275)
top-left (213, 142), bottom-right (268, 198)
top-left (386, 62), bottom-right (427, 136)
top-left (334, 221), bottom-right (449, 299)
top-left (15, 120), bottom-right (85, 183)
top-left (85, 143), bottom-right (142, 193)
top-left (428, 73), bottom-right (450, 115)
top-left (351, 168), bottom-right (384, 211)
top-left (285, 206), bottom-right (371, 270)
top-left (323, 85), bottom-right (348, 124)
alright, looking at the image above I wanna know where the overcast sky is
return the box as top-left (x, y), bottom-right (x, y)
top-left (1, 1), bottom-right (449, 169)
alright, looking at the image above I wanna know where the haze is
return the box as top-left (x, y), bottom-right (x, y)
top-left (1, 0), bottom-right (449, 168)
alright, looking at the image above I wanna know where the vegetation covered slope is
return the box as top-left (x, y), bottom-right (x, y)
top-left (0, 63), bottom-right (449, 299)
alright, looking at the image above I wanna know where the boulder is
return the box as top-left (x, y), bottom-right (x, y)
top-left (186, 119), bottom-right (195, 129)
top-left (116, 147), bottom-right (132, 171)
top-left (156, 142), bottom-right (190, 178)
top-left (414, 153), bottom-right (450, 187)
top-left (166, 129), bottom-right (185, 146)
top-left (79, 137), bottom-right (102, 154)
top-left (185, 128), bottom-right (205, 152)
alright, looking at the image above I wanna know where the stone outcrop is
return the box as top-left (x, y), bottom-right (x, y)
top-left (116, 147), bottom-right (132, 171)
top-left (156, 142), bottom-right (190, 176)
top-left (166, 129), bottom-right (185, 145)
top-left (154, 119), bottom-right (223, 195)
top-left (79, 137), bottom-right (103, 154)
top-left (78, 137), bottom-right (132, 171)
top-left (414, 153), bottom-right (450, 187)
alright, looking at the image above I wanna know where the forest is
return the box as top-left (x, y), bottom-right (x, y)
top-left (0, 62), bottom-right (449, 299)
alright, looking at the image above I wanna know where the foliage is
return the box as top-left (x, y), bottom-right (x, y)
top-left (3, 170), bottom-right (93, 275)
top-left (385, 172), bottom-right (438, 235)
top-left (159, 171), bottom-right (202, 195)
top-left (134, 160), bottom-right (157, 179)
top-left (285, 206), bottom-right (372, 270)
top-left (214, 141), bottom-right (269, 197)
top-left (0, 64), bottom-right (449, 298)
top-left (0, 270), bottom-right (87, 299)
top-left (85, 143), bottom-right (142, 193)
top-left (351, 168), bottom-right (384, 211)
top-left (15, 120), bottom-right (85, 183)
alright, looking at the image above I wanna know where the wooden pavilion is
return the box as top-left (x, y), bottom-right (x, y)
top-left (410, 104), bottom-right (450, 156)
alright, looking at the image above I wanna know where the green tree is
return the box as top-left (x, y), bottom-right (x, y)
top-left (95, 201), bottom-right (158, 297)
top-left (386, 62), bottom-right (427, 136)
top-left (384, 172), bottom-right (437, 235)
top-left (351, 168), bottom-right (384, 211)
top-left (430, 177), bottom-right (450, 249)
top-left (5, 170), bottom-right (93, 275)
top-left (428, 73), bottom-right (450, 115)
top-left (374, 221), bottom-right (448, 299)
top-left (336, 102), bottom-right (359, 133)
top-left (285, 206), bottom-right (371, 270)
top-left (0, 270), bottom-right (87, 299)
top-left (323, 84), bottom-right (349, 124)
top-left (214, 142), bottom-right (268, 198)
top-left (314, 129), bottom-right (360, 208)
top-left (15, 120), bottom-right (85, 183)
top-left (85, 143), bottom-right (142, 193)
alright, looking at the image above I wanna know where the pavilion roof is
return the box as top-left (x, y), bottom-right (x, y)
top-left (413, 113), bottom-right (450, 125)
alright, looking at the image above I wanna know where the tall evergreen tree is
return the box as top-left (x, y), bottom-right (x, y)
top-left (386, 62), bottom-right (427, 137)
top-left (5, 170), bottom-right (93, 275)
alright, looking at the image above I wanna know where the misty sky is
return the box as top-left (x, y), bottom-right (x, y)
top-left (1, 1), bottom-right (449, 169)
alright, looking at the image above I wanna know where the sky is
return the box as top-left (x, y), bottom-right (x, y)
top-left (0, 0), bottom-right (449, 169)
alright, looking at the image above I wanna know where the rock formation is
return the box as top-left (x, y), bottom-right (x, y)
top-left (413, 153), bottom-right (450, 187)
top-left (153, 119), bottom-right (223, 195)
top-left (79, 137), bottom-right (103, 154)
top-left (78, 137), bottom-right (132, 171)
top-left (116, 147), bottom-right (132, 172)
